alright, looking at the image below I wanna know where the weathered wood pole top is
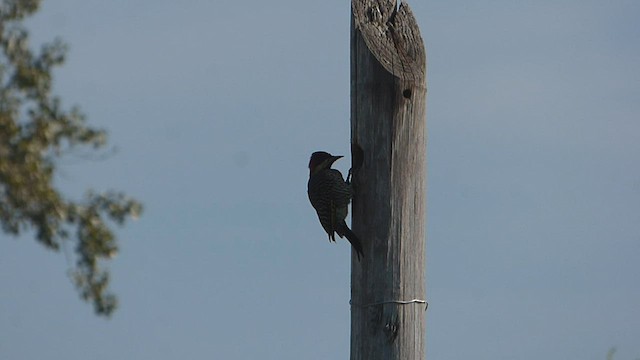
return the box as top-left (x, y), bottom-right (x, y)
top-left (352, 0), bottom-right (426, 82)
top-left (350, 0), bottom-right (426, 359)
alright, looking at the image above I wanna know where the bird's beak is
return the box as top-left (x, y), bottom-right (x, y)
top-left (330, 155), bottom-right (343, 164)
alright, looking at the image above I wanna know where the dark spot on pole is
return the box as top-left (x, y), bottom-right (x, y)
top-left (351, 143), bottom-right (364, 170)
top-left (403, 89), bottom-right (412, 99)
top-left (384, 315), bottom-right (399, 343)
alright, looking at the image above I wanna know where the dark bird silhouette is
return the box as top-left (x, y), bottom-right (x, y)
top-left (307, 151), bottom-right (364, 260)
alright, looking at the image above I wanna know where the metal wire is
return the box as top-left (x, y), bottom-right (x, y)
top-left (350, 299), bottom-right (428, 311)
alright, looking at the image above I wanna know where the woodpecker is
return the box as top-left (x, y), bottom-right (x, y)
top-left (307, 151), bottom-right (364, 260)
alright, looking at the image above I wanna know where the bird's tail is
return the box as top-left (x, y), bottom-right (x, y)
top-left (338, 223), bottom-right (364, 261)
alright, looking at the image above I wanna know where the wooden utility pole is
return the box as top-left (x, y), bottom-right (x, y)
top-left (349, 0), bottom-right (427, 359)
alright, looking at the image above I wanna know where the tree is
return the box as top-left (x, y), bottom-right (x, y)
top-left (0, 0), bottom-right (142, 317)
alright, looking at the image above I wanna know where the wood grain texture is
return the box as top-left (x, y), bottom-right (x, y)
top-left (350, 0), bottom-right (427, 359)
top-left (352, 0), bottom-right (426, 81)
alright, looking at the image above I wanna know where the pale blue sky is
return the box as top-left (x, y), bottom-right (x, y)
top-left (1, 0), bottom-right (639, 359)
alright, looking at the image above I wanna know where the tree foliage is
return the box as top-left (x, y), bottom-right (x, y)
top-left (0, 0), bottom-right (142, 316)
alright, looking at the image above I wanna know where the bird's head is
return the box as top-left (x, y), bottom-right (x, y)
top-left (309, 151), bottom-right (343, 176)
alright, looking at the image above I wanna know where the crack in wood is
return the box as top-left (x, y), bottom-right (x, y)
top-left (353, 0), bottom-right (425, 82)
